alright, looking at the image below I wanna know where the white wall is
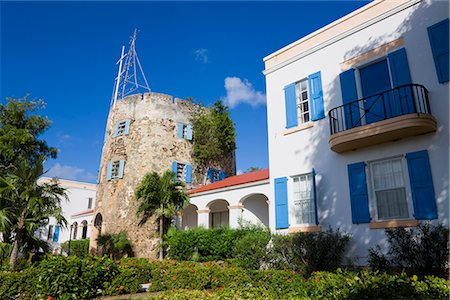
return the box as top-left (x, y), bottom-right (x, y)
top-left (265, 0), bottom-right (449, 264)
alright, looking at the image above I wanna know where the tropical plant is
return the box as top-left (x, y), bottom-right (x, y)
top-left (191, 100), bottom-right (236, 183)
top-left (0, 159), bottom-right (67, 270)
top-left (135, 170), bottom-right (188, 260)
top-left (96, 232), bottom-right (133, 259)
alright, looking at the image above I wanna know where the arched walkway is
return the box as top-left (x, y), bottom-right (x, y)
top-left (208, 200), bottom-right (229, 228)
top-left (240, 193), bottom-right (269, 227)
top-left (181, 204), bottom-right (198, 230)
top-left (81, 220), bottom-right (88, 239)
top-left (72, 222), bottom-right (78, 239)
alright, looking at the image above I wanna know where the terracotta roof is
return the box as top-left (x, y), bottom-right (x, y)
top-left (71, 209), bottom-right (94, 218)
top-left (187, 169), bottom-right (269, 195)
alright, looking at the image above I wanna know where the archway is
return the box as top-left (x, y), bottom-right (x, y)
top-left (181, 204), bottom-right (198, 230)
top-left (72, 222), bottom-right (78, 239)
top-left (94, 213), bottom-right (103, 235)
top-left (81, 220), bottom-right (88, 239)
top-left (240, 194), bottom-right (269, 227)
top-left (208, 200), bottom-right (229, 228)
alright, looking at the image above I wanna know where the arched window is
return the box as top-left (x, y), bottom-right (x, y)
top-left (94, 213), bottom-right (103, 235)
top-left (81, 220), bottom-right (88, 239)
top-left (72, 222), bottom-right (78, 239)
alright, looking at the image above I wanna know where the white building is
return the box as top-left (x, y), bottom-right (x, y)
top-left (186, 0), bottom-right (449, 265)
top-left (37, 178), bottom-right (96, 252)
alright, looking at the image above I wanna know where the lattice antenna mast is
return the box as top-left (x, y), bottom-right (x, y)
top-left (111, 29), bottom-right (151, 106)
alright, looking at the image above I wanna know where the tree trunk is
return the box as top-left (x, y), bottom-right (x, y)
top-left (159, 216), bottom-right (163, 261)
top-left (10, 213), bottom-right (25, 270)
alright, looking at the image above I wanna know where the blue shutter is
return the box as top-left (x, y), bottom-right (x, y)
top-left (113, 123), bottom-right (119, 137)
top-left (347, 162), bottom-right (371, 224)
top-left (339, 69), bottom-right (360, 129)
top-left (274, 177), bottom-right (289, 229)
top-left (284, 83), bottom-right (298, 128)
top-left (207, 168), bottom-right (213, 180)
top-left (428, 19), bottom-right (449, 83)
top-left (312, 168), bottom-right (319, 225)
top-left (177, 123), bottom-right (184, 139)
top-left (172, 161), bottom-right (178, 180)
top-left (124, 119), bottom-right (131, 135)
top-left (388, 48), bottom-right (414, 115)
top-left (308, 71), bottom-right (325, 121)
top-left (406, 150), bottom-right (437, 220)
top-left (52, 225), bottom-right (60, 242)
top-left (118, 160), bottom-right (125, 179)
top-left (218, 170), bottom-right (226, 181)
top-left (106, 162), bottom-right (112, 181)
top-left (185, 125), bottom-right (193, 140)
top-left (185, 164), bottom-right (192, 183)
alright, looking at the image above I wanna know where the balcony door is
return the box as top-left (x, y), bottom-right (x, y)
top-left (359, 59), bottom-right (392, 124)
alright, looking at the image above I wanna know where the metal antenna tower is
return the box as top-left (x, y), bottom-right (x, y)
top-left (111, 29), bottom-right (151, 106)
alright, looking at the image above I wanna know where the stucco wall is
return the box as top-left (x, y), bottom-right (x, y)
top-left (264, 0), bottom-right (449, 264)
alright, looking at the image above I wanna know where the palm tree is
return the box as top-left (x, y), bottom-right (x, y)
top-left (135, 170), bottom-right (188, 260)
top-left (0, 159), bottom-right (67, 269)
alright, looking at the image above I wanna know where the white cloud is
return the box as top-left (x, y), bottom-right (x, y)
top-left (236, 169), bottom-right (244, 175)
top-left (193, 48), bottom-right (209, 64)
top-left (46, 163), bottom-right (97, 183)
top-left (223, 77), bottom-right (266, 108)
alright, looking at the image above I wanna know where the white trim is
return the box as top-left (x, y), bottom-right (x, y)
top-left (263, 0), bottom-right (421, 75)
top-left (188, 179), bottom-right (270, 198)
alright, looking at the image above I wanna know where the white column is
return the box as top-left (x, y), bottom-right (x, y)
top-left (228, 205), bottom-right (244, 229)
top-left (196, 209), bottom-right (210, 228)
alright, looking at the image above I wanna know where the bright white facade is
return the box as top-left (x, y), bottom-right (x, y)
top-left (187, 0), bottom-right (449, 265)
top-left (37, 178), bottom-right (96, 252)
top-left (263, 0), bottom-right (448, 264)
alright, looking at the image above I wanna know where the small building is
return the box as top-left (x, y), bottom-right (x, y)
top-left (37, 178), bottom-right (96, 253)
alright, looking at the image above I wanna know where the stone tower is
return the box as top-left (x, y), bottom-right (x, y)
top-left (90, 92), bottom-right (235, 257)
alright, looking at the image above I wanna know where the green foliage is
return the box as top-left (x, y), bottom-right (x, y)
top-left (97, 231), bottom-right (133, 259)
top-left (268, 228), bottom-right (351, 277)
top-left (0, 268), bottom-right (38, 299)
top-left (166, 226), bottom-right (269, 262)
top-left (60, 238), bottom-right (90, 258)
top-left (0, 96), bottom-right (57, 170)
top-left (35, 255), bottom-right (118, 299)
top-left (368, 223), bottom-right (449, 277)
top-left (191, 100), bottom-right (236, 178)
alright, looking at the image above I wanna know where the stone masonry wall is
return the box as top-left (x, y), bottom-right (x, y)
top-left (92, 93), bottom-right (201, 258)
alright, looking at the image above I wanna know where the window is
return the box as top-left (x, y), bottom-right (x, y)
top-left (207, 168), bottom-right (225, 183)
top-left (88, 197), bottom-right (93, 209)
top-left (211, 211), bottom-right (229, 228)
top-left (177, 123), bottom-right (193, 140)
top-left (292, 173), bottom-right (316, 225)
top-left (369, 158), bottom-right (409, 220)
top-left (295, 79), bottom-right (310, 124)
top-left (172, 161), bottom-right (192, 183)
top-left (113, 120), bottom-right (130, 137)
top-left (427, 19), bottom-right (449, 83)
top-left (347, 150), bottom-right (437, 225)
top-left (106, 160), bottom-right (124, 180)
top-left (47, 225), bottom-right (54, 241)
top-left (284, 71), bottom-right (324, 129)
top-left (81, 220), bottom-right (88, 239)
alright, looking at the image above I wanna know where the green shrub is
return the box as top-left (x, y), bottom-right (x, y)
top-left (232, 228), bottom-right (271, 269)
top-left (60, 239), bottom-right (90, 258)
top-left (0, 268), bottom-right (38, 299)
top-left (97, 231), bottom-right (133, 259)
top-left (268, 228), bottom-right (351, 276)
top-left (249, 269), bottom-right (307, 298)
top-left (368, 223), bottom-right (449, 277)
top-left (35, 255), bottom-right (118, 299)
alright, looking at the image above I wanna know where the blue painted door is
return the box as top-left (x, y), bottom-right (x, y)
top-left (360, 59), bottom-right (391, 124)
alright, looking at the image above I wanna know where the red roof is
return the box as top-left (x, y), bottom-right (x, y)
top-left (71, 209), bottom-right (94, 217)
top-left (187, 169), bottom-right (269, 195)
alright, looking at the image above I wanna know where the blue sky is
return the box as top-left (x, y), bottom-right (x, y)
top-left (1, 1), bottom-right (369, 183)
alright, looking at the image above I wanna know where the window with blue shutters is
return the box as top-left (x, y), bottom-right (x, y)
top-left (284, 71), bottom-right (324, 129)
top-left (347, 150), bottom-right (437, 225)
top-left (427, 19), bottom-right (449, 83)
top-left (291, 170), bottom-right (318, 226)
top-left (207, 167), bottom-right (226, 183)
top-left (107, 160), bottom-right (125, 180)
top-left (177, 123), bottom-right (193, 140)
top-left (114, 120), bottom-right (131, 137)
top-left (172, 161), bottom-right (193, 183)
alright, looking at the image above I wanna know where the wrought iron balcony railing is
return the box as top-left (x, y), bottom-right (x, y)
top-left (329, 84), bottom-right (431, 135)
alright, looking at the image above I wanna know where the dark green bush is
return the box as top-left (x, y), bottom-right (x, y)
top-left (232, 228), bottom-right (271, 269)
top-left (368, 223), bottom-right (449, 277)
top-left (60, 239), bottom-right (90, 258)
top-left (268, 227), bottom-right (351, 276)
top-left (249, 269), bottom-right (307, 298)
top-left (0, 268), bottom-right (38, 299)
